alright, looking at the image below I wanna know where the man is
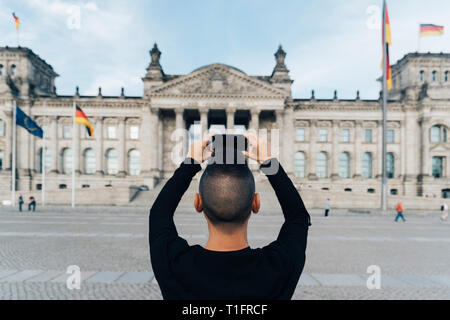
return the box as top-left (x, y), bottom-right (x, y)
top-left (324, 199), bottom-right (330, 217)
top-left (18, 194), bottom-right (24, 212)
top-left (441, 202), bottom-right (448, 222)
top-left (395, 201), bottom-right (405, 222)
top-left (149, 133), bottom-right (311, 300)
top-left (28, 196), bottom-right (36, 212)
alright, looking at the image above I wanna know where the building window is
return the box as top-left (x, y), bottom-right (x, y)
top-left (387, 130), bottom-right (395, 143)
top-left (338, 152), bottom-right (350, 178)
top-left (362, 152), bottom-right (373, 178)
top-left (296, 128), bottom-right (305, 142)
top-left (10, 64), bottom-right (16, 76)
top-left (130, 126), bottom-right (139, 140)
top-left (367, 188), bottom-right (375, 194)
top-left (316, 152), bottom-right (328, 178)
top-left (294, 152), bottom-right (306, 178)
top-left (107, 126), bottom-right (117, 139)
top-left (390, 189), bottom-right (398, 195)
top-left (419, 70), bottom-right (424, 82)
top-left (432, 157), bottom-right (444, 178)
top-left (106, 149), bottom-right (118, 175)
top-left (431, 125), bottom-right (447, 143)
top-left (445, 71), bottom-right (449, 82)
top-left (319, 129), bottom-right (328, 142)
top-left (63, 125), bottom-right (72, 139)
top-left (0, 119), bottom-right (4, 136)
top-left (432, 71), bottom-right (437, 82)
top-left (365, 129), bottom-right (372, 143)
top-left (341, 129), bottom-right (350, 142)
top-left (0, 64), bottom-right (3, 76)
top-left (84, 148), bottom-right (96, 174)
top-left (386, 152), bottom-right (395, 179)
top-left (0, 150), bottom-right (3, 171)
top-left (62, 148), bottom-right (73, 174)
top-left (39, 148), bottom-right (51, 173)
top-left (128, 149), bottom-right (141, 175)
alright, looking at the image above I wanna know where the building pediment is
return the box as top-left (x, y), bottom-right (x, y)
top-left (146, 64), bottom-right (288, 98)
top-left (430, 143), bottom-right (450, 152)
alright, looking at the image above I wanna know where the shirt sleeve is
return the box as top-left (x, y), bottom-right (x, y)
top-left (260, 158), bottom-right (311, 259)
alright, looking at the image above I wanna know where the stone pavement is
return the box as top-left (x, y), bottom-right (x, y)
top-left (0, 206), bottom-right (449, 299)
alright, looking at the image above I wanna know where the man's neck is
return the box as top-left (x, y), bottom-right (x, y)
top-left (204, 223), bottom-right (249, 252)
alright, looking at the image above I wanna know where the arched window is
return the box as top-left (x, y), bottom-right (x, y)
top-left (362, 152), bottom-right (373, 178)
top-left (0, 119), bottom-right (4, 136)
top-left (84, 148), bottom-right (95, 174)
top-left (0, 64), bottom-right (3, 76)
top-left (316, 152), bottom-right (328, 178)
top-left (294, 152), bottom-right (306, 178)
top-left (10, 64), bottom-right (16, 76)
top-left (338, 152), bottom-right (350, 178)
top-left (0, 150), bottom-right (3, 171)
top-left (128, 149), bottom-right (141, 176)
top-left (431, 125), bottom-right (447, 143)
top-left (39, 148), bottom-right (51, 173)
top-left (419, 70), bottom-right (424, 82)
top-left (386, 152), bottom-right (395, 179)
top-left (432, 71), bottom-right (437, 82)
top-left (61, 148), bottom-right (73, 174)
top-left (445, 71), bottom-right (449, 82)
top-left (106, 149), bottom-right (118, 175)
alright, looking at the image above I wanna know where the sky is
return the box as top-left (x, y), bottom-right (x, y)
top-left (1, 0), bottom-right (450, 99)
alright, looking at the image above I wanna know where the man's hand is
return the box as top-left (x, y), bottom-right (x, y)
top-left (186, 133), bottom-right (213, 163)
top-left (242, 133), bottom-right (272, 164)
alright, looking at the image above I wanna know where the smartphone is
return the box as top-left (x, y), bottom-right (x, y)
top-left (210, 134), bottom-right (248, 165)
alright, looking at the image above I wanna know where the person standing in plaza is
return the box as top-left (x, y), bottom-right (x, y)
top-left (28, 196), bottom-right (36, 212)
top-left (18, 194), bottom-right (24, 212)
top-left (324, 199), bottom-right (330, 217)
top-left (440, 202), bottom-right (448, 221)
top-left (395, 201), bottom-right (405, 222)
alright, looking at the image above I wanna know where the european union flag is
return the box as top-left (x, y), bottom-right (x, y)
top-left (16, 106), bottom-right (43, 139)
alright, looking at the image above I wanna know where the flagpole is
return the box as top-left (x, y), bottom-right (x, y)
top-left (72, 101), bottom-right (76, 208)
top-left (11, 100), bottom-right (17, 207)
top-left (42, 100), bottom-right (46, 207)
top-left (381, 0), bottom-right (388, 212)
top-left (417, 25), bottom-right (421, 52)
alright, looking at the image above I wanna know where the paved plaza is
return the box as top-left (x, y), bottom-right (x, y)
top-left (0, 205), bottom-right (449, 300)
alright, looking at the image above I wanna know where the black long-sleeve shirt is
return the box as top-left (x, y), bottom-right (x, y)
top-left (149, 158), bottom-right (311, 300)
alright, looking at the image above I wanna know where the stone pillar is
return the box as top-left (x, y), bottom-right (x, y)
top-left (283, 106), bottom-right (294, 175)
top-left (158, 113), bottom-right (164, 175)
top-left (95, 117), bottom-right (104, 175)
top-left (400, 119), bottom-right (406, 180)
top-left (74, 123), bottom-right (81, 174)
top-left (331, 120), bottom-right (340, 179)
top-left (275, 110), bottom-right (284, 163)
top-left (308, 120), bottom-right (317, 179)
top-left (226, 108), bottom-right (235, 130)
top-left (250, 109), bottom-right (260, 131)
top-left (49, 116), bottom-right (59, 174)
top-left (175, 109), bottom-right (184, 130)
top-left (117, 117), bottom-right (126, 176)
top-left (420, 117), bottom-right (431, 178)
top-left (4, 113), bottom-right (12, 170)
top-left (404, 111), bottom-right (418, 181)
top-left (150, 108), bottom-right (160, 175)
top-left (200, 108), bottom-right (208, 137)
top-left (353, 121), bottom-right (362, 178)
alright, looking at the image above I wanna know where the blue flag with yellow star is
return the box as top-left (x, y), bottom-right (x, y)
top-left (16, 106), bottom-right (43, 138)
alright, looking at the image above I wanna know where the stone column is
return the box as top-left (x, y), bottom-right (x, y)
top-left (400, 119), bottom-right (406, 180)
top-left (158, 113), bottom-right (164, 175)
top-left (308, 120), bottom-right (317, 179)
top-left (175, 109), bottom-right (184, 130)
top-left (250, 109), bottom-right (260, 131)
top-left (330, 120), bottom-right (340, 179)
top-left (420, 117), bottom-right (431, 178)
top-left (200, 108), bottom-right (208, 137)
top-left (117, 117), bottom-right (126, 176)
top-left (4, 112), bottom-right (12, 170)
top-left (49, 116), bottom-right (59, 174)
top-left (275, 109), bottom-right (284, 163)
top-left (283, 106), bottom-right (294, 175)
top-left (353, 121), bottom-right (362, 178)
top-left (150, 108), bottom-right (160, 175)
top-left (95, 117), bottom-right (104, 175)
top-left (226, 108), bottom-right (235, 130)
top-left (175, 108), bottom-right (186, 158)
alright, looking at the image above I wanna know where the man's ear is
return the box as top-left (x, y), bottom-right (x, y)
top-left (194, 193), bottom-right (203, 213)
top-left (252, 193), bottom-right (260, 214)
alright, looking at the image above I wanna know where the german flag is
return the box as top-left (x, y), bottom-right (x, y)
top-left (420, 24), bottom-right (444, 37)
top-left (75, 105), bottom-right (94, 137)
top-left (382, 0), bottom-right (392, 91)
top-left (12, 12), bottom-right (19, 31)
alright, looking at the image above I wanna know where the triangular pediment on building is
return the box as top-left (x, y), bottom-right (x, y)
top-left (146, 64), bottom-right (288, 97)
top-left (430, 143), bottom-right (450, 152)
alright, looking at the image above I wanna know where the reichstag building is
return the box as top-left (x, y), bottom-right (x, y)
top-left (0, 44), bottom-right (449, 200)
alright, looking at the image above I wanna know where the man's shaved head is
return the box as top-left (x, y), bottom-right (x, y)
top-left (199, 164), bottom-right (255, 226)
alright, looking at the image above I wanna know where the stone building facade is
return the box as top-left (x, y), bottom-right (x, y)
top-left (0, 45), bottom-right (449, 200)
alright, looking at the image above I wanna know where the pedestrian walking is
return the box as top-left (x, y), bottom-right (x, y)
top-left (18, 194), bottom-right (24, 212)
top-left (324, 199), bottom-right (330, 217)
top-left (395, 201), bottom-right (405, 222)
top-left (28, 196), bottom-right (36, 212)
top-left (440, 202), bottom-right (448, 221)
